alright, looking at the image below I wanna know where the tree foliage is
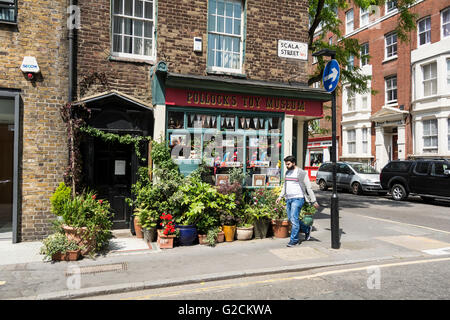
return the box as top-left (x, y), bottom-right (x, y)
top-left (308, 0), bottom-right (417, 95)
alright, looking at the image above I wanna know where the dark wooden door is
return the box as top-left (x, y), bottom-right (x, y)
top-left (93, 138), bottom-right (134, 229)
top-left (392, 135), bottom-right (398, 160)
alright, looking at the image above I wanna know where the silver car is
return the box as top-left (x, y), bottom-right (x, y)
top-left (316, 162), bottom-right (387, 195)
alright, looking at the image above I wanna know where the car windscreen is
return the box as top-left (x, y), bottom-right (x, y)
top-left (350, 164), bottom-right (379, 174)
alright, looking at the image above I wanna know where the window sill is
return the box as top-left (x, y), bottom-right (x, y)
top-left (206, 68), bottom-right (246, 78)
top-left (0, 20), bottom-right (17, 26)
top-left (109, 55), bottom-right (156, 65)
top-left (382, 56), bottom-right (398, 64)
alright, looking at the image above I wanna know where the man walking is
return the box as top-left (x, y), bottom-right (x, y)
top-left (276, 156), bottom-right (319, 247)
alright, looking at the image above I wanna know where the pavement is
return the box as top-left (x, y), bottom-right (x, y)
top-left (1, 184), bottom-right (450, 300)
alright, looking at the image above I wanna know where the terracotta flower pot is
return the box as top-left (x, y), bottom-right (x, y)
top-left (62, 225), bottom-right (96, 255)
top-left (236, 226), bottom-right (254, 240)
top-left (51, 249), bottom-right (80, 261)
top-left (222, 225), bottom-right (236, 242)
top-left (216, 231), bottom-right (225, 243)
top-left (157, 230), bottom-right (175, 249)
top-left (198, 234), bottom-right (208, 245)
top-left (134, 217), bottom-right (144, 239)
top-left (271, 220), bottom-right (290, 238)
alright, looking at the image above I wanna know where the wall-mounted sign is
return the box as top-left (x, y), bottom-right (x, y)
top-left (165, 88), bottom-right (323, 117)
top-left (278, 40), bottom-right (308, 60)
top-left (20, 56), bottom-right (40, 73)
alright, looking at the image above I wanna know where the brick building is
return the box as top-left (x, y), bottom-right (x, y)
top-left (0, 0), bottom-right (69, 242)
top-left (310, 0), bottom-right (450, 173)
top-left (1, 0), bottom-right (330, 242)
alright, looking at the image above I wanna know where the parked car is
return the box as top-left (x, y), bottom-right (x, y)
top-left (380, 159), bottom-right (450, 201)
top-left (316, 162), bottom-right (386, 195)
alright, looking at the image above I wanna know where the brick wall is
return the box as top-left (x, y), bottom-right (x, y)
top-left (0, 0), bottom-right (69, 241)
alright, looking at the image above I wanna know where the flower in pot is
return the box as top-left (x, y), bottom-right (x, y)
top-left (245, 204), bottom-right (271, 240)
top-left (158, 212), bottom-right (178, 249)
top-left (135, 205), bottom-right (159, 243)
top-left (204, 227), bottom-right (224, 247)
top-left (40, 233), bottom-right (81, 262)
top-left (300, 202), bottom-right (317, 227)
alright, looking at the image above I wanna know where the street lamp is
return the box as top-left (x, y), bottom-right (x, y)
top-left (312, 49), bottom-right (340, 249)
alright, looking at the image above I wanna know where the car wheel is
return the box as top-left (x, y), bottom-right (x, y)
top-left (391, 184), bottom-right (408, 201)
top-left (319, 179), bottom-right (328, 191)
top-left (351, 182), bottom-right (362, 195)
top-left (420, 196), bottom-right (434, 203)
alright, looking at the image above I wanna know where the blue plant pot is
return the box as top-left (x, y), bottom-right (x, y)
top-left (176, 225), bottom-right (197, 246)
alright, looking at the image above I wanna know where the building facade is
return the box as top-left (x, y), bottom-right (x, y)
top-left (312, 0), bottom-right (450, 172)
top-left (0, 0), bottom-right (69, 242)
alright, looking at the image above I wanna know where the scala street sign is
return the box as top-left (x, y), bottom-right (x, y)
top-left (322, 59), bottom-right (340, 93)
top-left (278, 40), bottom-right (308, 60)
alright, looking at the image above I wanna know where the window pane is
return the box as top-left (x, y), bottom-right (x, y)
top-left (144, 39), bottom-right (152, 56)
top-left (208, 14), bottom-right (216, 31)
top-left (225, 36), bottom-right (232, 51)
top-left (224, 52), bottom-right (231, 68)
top-left (233, 19), bottom-right (241, 35)
top-left (113, 16), bottom-right (122, 34)
top-left (217, 16), bottom-right (224, 32)
top-left (226, 17), bottom-right (232, 34)
top-left (113, 0), bottom-right (123, 14)
top-left (209, 0), bottom-right (216, 14)
top-left (217, 51), bottom-right (223, 67)
top-left (225, 2), bottom-right (233, 17)
top-left (217, 0), bottom-right (224, 15)
top-left (134, 20), bottom-right (143, 37)
top-left (232, 37), bottom-right (240, 53)
top-left (113, 35), bottom-right (122, 52)
top-left (144, 21), bottom-right (153, 38)
top-left (124, 36), bottom-right (132, 53)
top-left (144, 1), bottom-right (153, 19)
top-left (124, 0), bottom-right (133, 15)
top-left (134, 37), bottom-right (142, 55)
top-left (234, 3), bottom-right (241, 18)
top-left (135, 0), bottom-right (143, 17)
top-left (124, 18), bottom-right (132, 35)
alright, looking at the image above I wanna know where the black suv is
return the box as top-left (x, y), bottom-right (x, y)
top-left (380, 159), bottom-right (450, 201)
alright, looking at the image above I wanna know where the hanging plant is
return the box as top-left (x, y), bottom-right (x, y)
top-left (79, 125), bottom-right (151, 161)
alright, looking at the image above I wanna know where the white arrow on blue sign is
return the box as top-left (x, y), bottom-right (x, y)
top-left (322, 59), bottom-right (340, 93)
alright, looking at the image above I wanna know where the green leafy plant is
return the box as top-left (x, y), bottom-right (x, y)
top-left (249, 187), bottom-right (286, 221)
top-left (50, 182), bottom-right (72, 216)
top-left (205, 227), bottom-right (221, 247)
top-left (229, 167), bottom-right (249, 185)
top-left (39, 233), bottom-right (80, 261)
top-left (134, 204), bottom-right (159, 229)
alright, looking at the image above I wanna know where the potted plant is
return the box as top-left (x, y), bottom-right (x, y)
top-left (134, 204), bottom-right (158, 243)
top-left (246, 191), bottom-right (272, 239)
top-left (40, 233), bottom-right (81, 262)
top-left (258, 187), bottom-right (289, 238)
top-left (220, 213), bottom-right (240, 242)
top-left (157, 212), bottom-right (177, 249)
top-left (203, 226), bottom-right (224, 246)
top-left (300, 202), bottom-right (317, 227)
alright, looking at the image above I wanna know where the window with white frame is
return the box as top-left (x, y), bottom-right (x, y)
top-left (448, 118), bottom-right (450, 151)
top-left (423, 119), bottom-right (438, 153)
top-left (346, 87), bottom-right (356, 112)
top-left (386, 1), bottom-right (397, 14)
top-left (347, 54), bottom-right (354, 70)
top-left (360, 42), bottom-right (369, 66)
top-left (422, 62), bottom-right (437, 97)
top-left (207, 0), bottom-right (243, 72)
top-left (385, 76), bottom-right (397, 104)
top-left (0, 0), bottom-right (16, 23)
top-left (362, 95), bottom-right (368, 109)
top-left (447, 59), bottom-right (450, 87)
top-left (418, 17), bottom-right (431, 46)
top-left (442, 7), bottom-right (450, 38)
top-left (360, 7), bottom-right (369, 27)
top-left (362, 128), bottom-right (368, 154)
top-left (347, 129), bottom-right (356, 154)
top-left (112, 0), bottom-right (155, 59)
top-left (385, 32), bottom-right (397, 59)
top-left (346, 9), bottom-right (354, 34)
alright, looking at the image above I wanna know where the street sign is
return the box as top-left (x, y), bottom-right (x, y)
top-left (322, 59), bottom-right (340, 93)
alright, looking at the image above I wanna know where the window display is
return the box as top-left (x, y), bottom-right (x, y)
top-left (167, 109), bottom-right (283, 187)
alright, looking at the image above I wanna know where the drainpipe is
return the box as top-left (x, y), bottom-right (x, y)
top-left (68, 0), bottom-right (75, 102)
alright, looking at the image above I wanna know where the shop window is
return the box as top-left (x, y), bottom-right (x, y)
top-left (207, 0), bottom-right (243, 72)
top-left (309, 151), bottom-right (323, 167)
top-left (167, 109), bottom-right (283, 187)
top-left (112, 0), bottom-right (155, 59)
top-left (0, 0), bottom-right (16, 23)
top-left (168, 111), bottom-right (184, 129)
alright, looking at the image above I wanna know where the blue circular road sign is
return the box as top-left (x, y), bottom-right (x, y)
top-left (322, 59), bottom-right (340, 93)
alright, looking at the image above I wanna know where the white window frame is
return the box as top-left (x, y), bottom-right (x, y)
top-left (347, 54), bottom-right (354, 70)
top-left (360, 7), bottom-right (369, 27)
top-left (362, 95), bottom-right (368, 109)
top-left (386, 1), bottom-right (397, 14)
top-left (442, 7), bottom-right (450, 39)
top-left (347, 129), bottom-right (356, 154)
top-left (346, 86), bottom-right (356, 112)
top-left (360, 42), bottom-right (369, 66)
top-left (385, 76), bottom-right (397, 105)
top-left (417, 16), bottom-right (431, 47)
top-left (385, 32), bottom-right (397, 59)
top-left (207, 0), bottom-right (244, 74)
top-left (111, 0), bottom-right (156, 61)
top-left (362, 127), bottom-right (368, 154)
top-left (346, 9), bottom-right (354, 34)
top-left (422, 62), bottom-right (437, 97)
top-left (423, 119), bottom-right (438, 153)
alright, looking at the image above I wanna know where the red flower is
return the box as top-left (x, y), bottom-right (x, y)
top-left (92, 195), bottom-right (96, 200)
top-left (99, 200), bottom-right (103, 205)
